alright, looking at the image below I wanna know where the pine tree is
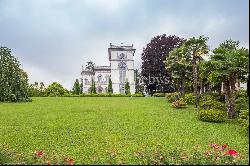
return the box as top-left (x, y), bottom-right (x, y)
top-left (72, 79), bottom-right (81, 95)
top-left (125, 81), bottom-right (130, 95)
top-left (107, 78), bottom-right (113, 93)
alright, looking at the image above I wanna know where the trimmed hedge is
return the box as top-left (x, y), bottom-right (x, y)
top-left (62, 93), bottom-right (144, 97)
top-left (197, 109), bottom-right (227, 123)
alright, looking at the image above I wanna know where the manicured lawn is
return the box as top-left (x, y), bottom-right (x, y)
top-left (0, 97), bottom-right (248, 164)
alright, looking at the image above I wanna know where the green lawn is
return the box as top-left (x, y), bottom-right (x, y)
top-left (0, 97), bottom-right (248, 164)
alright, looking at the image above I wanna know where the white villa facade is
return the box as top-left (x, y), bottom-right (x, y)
top-left (81, 43), bottom-right (136, 94)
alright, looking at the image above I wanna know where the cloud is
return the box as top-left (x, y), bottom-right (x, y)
top-left (0, 0), bottom-right (248, 89)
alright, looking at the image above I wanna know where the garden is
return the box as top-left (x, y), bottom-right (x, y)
top-left (0, 97), bottom-right (249, 165)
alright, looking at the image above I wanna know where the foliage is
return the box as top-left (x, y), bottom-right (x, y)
top-left (166, 45), bottom-right (192, 95)
top-left (171, 98), bottom-right (187, 108)
top-left (134, 69), bottom-right (144, 94)
top-left (72, 79), bottom-right (81, 95)
top-left (198, 94), bottom-right (226, 111)
top-left (236, 97), bottom-right (249, 113)
top-left (238, 110), bottom-right (249, 129)
top-left (153, 93), bottom-right (165, 97)
top-left (181, 36), bottom-right (209, 108)
top-left (183, 93), bottom-right (194, 104)
top-left (28, 82), bottom-right (45, 97)
top-left (141, 34), bottom-right (185, 95)
top-left (45, 82), bottom-right (68, 97)
top-left (0, 97), bottom-right (248, 164)
top-left (107, 78), bottom-right (113, 94)
top-left (197, 109), bottom-right (227, 123)
top-left (0, 47), bottom-right (31, 102)
top-left (199, 40), bottom-right (249, 118)
top-left (62, 93), bottom-right (144, 97)
top-left (125, 81), bottom-right (130, 95)
top-left (80, 78), bottom-right (83, 94)
top-left (89, 78), bottom-right (96, 94)
top-left (165, 92), bottom-right (181, 103)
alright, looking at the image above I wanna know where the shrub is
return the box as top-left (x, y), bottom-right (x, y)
top-left (183, 93), bottom-right (194, 104)
top-left (171, 98), bottom-right (187, 109)
top-left (198, 93), bottom-right (226, 111)
top-left (165, 92), bottom-right (181, 103)
top-left (197, 109), bottom-right (227, 123)
top-left (235, 97), bottom-right (249, 113)
top-left (235, 89), bottom-right (248, 99)
top-left (153, 93), bottom-right (165, 97)
top-left (238, 109), bottom-right (249, 129)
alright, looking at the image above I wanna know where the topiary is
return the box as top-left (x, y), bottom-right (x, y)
top-left (238, 109), bottom-right (249, 129)
top-left (197, 109), bottom-right (227, 123)
top-left (171, 98), bottom-right (187, 109)
top-left (165, 92), bottom-right (181, 103)
top-left (183, 93), bottom-right (194, 104)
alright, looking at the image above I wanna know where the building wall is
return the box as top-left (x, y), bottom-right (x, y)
top-left (110, 49), bottom-right (135, 94)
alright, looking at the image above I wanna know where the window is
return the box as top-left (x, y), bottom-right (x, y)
top-left (97, 74), bottom-right (102, 83)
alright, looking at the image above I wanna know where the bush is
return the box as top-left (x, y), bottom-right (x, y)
top-left (183, 93), bottom-right (194, 104)
top-left (165, 92), bottom-right (181, 103)
top-left (62, 93), bottom-right (144, 97)
top-left (235, 97), bottom-right (249, 113)
top-left (171, 98), bottom-right (187, 109)
top-left (235, 89), bottom-right (248, 99)
top-left (197, 109), bottom-right (227, 123)
top-left (198, 93), bottom-right (226, 111)
top-left (153, 93), bottom-right (165, 97)
top-left (238, 109), bottom-right (249, 129)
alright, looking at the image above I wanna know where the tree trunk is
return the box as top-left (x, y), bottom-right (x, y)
top-left (192, 55), bottom-right (198, 110)
top-left (229, 77), bottom-right (236, 119)
top-left (180, 78), bottom-right (185, 97)
top-left (224, 80), bottom-right (232, 118)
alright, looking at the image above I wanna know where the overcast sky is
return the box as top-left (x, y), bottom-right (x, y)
top-left (0, 0), bottom-right (249, 89)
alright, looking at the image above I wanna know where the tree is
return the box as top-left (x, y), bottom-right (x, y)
top-left (72, 79), bottom-right (81, 95)
top-left (141, 34), bottom-right (185, 95)
top-left (134, 69), bottom-right (144, 94)
top-left (90, 78), bottom-right (96, 94)
top-left (45, 82), bottom-right (68, 97)
top-left (107, 78), bottom-right (113, 93)
top-left (200, 40), bottom-right (249, 119)
top-left (166, 46), bottom-right (192, 96)
top-left (0, 47), bottom-right (30, 102)
top-left (181, 36), bottom-right (209, 109)
top-left (80, 78), bottom-right (83, 94)
top-left (28, 82), bottom-right (45, 97)
top-left (125, 81), bottom-right (130, 95)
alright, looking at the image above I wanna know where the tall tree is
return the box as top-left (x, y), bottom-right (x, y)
top-left (107, 78), bottom-right (113, 94)
top-left (90, 78), bottom-right (96, 94)
top-left (72, 79), bottom-right (81, 95)
top-left (166, 46), bottom-right (192, 96)
top-left (134, 69), bottom-right (144, 94)
top-left (181, 36), bottom-right (209, 109)
top-left (125, 81), bottom-right (130, 95)
top-left (80, 78), bottom-right (83, 94)
top-left (141, 34), bottom-right (185, 95)
top-left (0, 47), bottom-right (30, 102)
top-left (45, 82), bottom-right (68, 97)
top-left (200, 40), bottom-right (249, 119)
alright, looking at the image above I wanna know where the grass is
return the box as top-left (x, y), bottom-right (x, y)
top-left (0, 97), bottom-right (248, 164)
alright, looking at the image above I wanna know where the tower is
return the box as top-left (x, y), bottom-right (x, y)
top-left (108, 43), bottom-right (136, 94)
